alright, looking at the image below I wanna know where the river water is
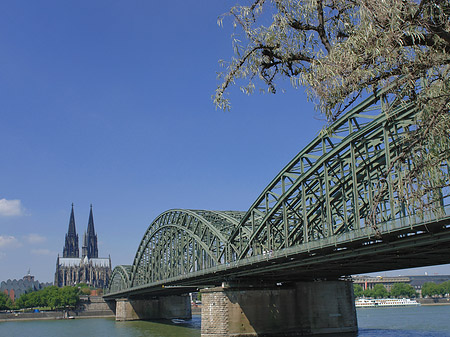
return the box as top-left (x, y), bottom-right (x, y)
top-left (1, 306), bottom-right (450, 337)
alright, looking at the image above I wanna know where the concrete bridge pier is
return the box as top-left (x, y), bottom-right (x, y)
top-left (115, 294), bottom-right (191, 321)
top-left (201, 280), bottom-right (357, 337)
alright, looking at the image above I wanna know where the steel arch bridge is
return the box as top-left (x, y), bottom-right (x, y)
top-left (106, 86), bottom-right (450, 298)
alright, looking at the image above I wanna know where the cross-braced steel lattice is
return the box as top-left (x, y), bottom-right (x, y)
top-left (108, 265), bottom-right (132, 293)
top-left (129, 209), bottom-right (246, 288)
top-left (106, 85), bottom-right (450, 296)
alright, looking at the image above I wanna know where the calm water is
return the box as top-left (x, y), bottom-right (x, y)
top-left (1, 306), bottom-right (450, 337)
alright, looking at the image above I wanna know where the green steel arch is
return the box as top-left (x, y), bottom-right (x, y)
top-left (229, 85), bottom-right (447, 260)
top-left (108, 265), bottom-right (132, 294)
top-left (129, 209), bottom-right (246, 287)
top-left (105, 85), bottom-right (450, 297)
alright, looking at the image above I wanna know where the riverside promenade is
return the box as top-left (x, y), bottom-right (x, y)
top-left (0, 296), bottom-right (114, 322)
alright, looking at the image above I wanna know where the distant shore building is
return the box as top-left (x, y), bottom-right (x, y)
top-left (1, 270), bottom-right (52, 301)
top-left (352, 274), bottom-right (450, 296)
top-left (54, 204), bottom-right (112, 288)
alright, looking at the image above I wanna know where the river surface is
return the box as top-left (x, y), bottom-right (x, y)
top-left (1, 306), bottom-right (450, 337)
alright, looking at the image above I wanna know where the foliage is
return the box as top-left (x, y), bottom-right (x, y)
top-left (354, 281), bottom-right (450, 299)
top-left (0, 292), bottom-right (10, 310)
top-left (421, 282), bottom-right (439, 297)
top-left (363, 284), bottom-right (389, 298)
top-left (216, 0), bottom-right (450, 214)
top-left (356, 284), bottom-right (391, 298)
top-left (353, 284), bottom-right (364, 298)
top-left (390, 283), bottom-right (417, 298)
top-left (80, 287), bottom-right (92, 295)
top-left (421, 281), bottom-right (450, 297)
top-left (14, 286), bottom-right (80, 310)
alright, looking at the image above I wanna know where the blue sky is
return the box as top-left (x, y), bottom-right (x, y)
top-left (0, 1), bottom-right (448, 283)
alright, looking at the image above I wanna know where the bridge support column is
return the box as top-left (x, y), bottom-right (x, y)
top-left (201, 280), bottom-right (357, 337)
top-left (115, 294), bottom-right (191, 321)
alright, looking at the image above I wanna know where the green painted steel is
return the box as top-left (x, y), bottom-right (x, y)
top-left (106, 87), bottom-right (450, 297)
top-left (129, 209), bottom-right (247, 288)
top-left (108, 265), bottom-right (132, 293)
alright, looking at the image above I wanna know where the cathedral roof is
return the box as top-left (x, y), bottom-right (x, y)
top-left (90, 258), bottom-right (111, 267)
top-left (58, 258), bottom-right (82, 267)
top-left (58, 257), bottom-right (110, 267)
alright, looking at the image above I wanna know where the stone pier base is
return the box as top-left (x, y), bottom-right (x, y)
top-left (201, 280), bottom-right (357, 337)
top-left (115, 294), bottom-right (191, 321)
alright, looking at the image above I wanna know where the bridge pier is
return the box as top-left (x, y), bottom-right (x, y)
top-left (115, 294), bottom-right (191, 321)
top-left (201, 280), bottom-right (357, 337)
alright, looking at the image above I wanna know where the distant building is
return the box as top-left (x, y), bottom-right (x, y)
top-left (352, 275), bottom-right (411, 292)
top-left (1, 270), bottom-right (52, 301)
top-left (54, 204), bottom-right (112, 288)
top-left (353, 275), bottom-right (450, 296)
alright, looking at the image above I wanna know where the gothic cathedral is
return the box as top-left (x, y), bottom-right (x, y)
top-left (54, 205), bottom-right (112, 288)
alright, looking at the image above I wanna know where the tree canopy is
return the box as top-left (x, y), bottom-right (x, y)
top-left (390, 283), bottom-right (416, 298)
top-left (422, 280), bottom-right (450, 297)
top-left (353, 282), bottom-right (417, 298)
top-left (353, 284), bottom-right (364, 298)
top-left (0, 292), bottom-right (11, 310)
top-left (216, 0), bottom-right (450, 214)
top-left (10, 286), bottom-right (80, 310)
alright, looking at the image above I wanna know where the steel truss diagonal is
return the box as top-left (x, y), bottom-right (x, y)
top-left (108, 265), bottom-right (132, 294)
top-left (129, 209), bottom-right (246, 288)
top-left (106, 85), bottom-right (450, 297)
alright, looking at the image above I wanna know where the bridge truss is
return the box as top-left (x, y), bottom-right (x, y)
top-left (106, 86), bottom-right (450, 298)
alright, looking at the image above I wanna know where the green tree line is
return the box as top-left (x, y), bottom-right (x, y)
top-left (354, 283), bottom-right (416, 298)
top-left (355, 281), bottom-right (450, 299)
top-left (421, 281), bottom-right (450, 298)
top-left (0, 286), bottom-right (80, 311)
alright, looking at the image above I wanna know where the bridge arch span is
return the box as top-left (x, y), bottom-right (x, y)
top-left (230, 87), bottom-right (427, 260)
top-left (105, 85), bottom-right (450, 298)
top-left (108, 265), bottom-right (132, 294)
top-left (129, 209), bottom-right (246, 287)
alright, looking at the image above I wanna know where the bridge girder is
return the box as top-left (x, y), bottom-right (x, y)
top-left (106, 85), bottom-right (450, 297)
top-left (230, 97), bottom-right (421, 259)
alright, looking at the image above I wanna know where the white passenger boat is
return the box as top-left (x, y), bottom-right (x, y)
top-left (355, 298), bottom-right (420, 308)
top-left (355, 298), bottom-right (377, 307)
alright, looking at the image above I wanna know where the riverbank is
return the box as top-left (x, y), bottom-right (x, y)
top-left (417, 298), bottom-right (450, 306)
top-left (0, 297), bottom-right (204, 322)
top-left (0, 296), bottom-right (115, 322)
top-left (0, 310), bottom-right (114, 322)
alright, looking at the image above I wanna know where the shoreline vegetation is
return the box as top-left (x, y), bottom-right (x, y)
top-left (0, 310), bottom-right (114, 322)
top-left (1, 299), bottom-right (449, 322)
top-left (417, 298), bottom-right (450, 306)
top-left (0, 295), bottom-right (115, 322)
top-left (0, 285), bottom-right (115, 322)
top-left (354, 281), bottom-right (450, 300)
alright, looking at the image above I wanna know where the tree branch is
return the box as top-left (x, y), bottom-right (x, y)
top-left (317, 0), bottom-right (332, 52)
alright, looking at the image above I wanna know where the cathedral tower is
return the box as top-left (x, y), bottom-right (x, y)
top-left (62, 204), bottom-right (79, 258)
top-left (82, 204), bottom-right (98, 259)
top-left (55, 204), bottom-right (111, 288)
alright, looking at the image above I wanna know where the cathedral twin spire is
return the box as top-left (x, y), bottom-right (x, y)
top-left (63, 204), bottom-right (79, 258)
top-left (63, 204), bottom-right (98, 259)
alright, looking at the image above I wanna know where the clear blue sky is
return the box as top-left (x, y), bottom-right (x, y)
top-left (0, 1), bottom-right (448, 283)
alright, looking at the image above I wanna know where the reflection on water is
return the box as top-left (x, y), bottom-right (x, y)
top-left (2, 306), bottom-right (450, 337)
top-left (356, 305), bottom-right (450, 337)
top-left (0, 315), bottom-right (201, 337)
top-left (115, 316), bottom-right (201, 337)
